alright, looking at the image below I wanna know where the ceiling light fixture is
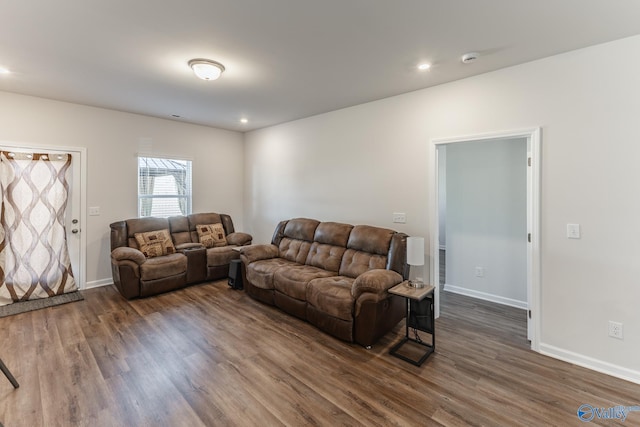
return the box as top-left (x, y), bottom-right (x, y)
top-left (0, 67), bottom-right (10, 75)
top-left (188, 59), bottom-right (225, 81)
top-left (240, 118), bottom-right (248, 124)
top-left (417, 63), bottom-right (431, 71)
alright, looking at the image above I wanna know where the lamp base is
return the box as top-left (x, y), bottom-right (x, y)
top-left (408, 280), bottom-right (425, 289)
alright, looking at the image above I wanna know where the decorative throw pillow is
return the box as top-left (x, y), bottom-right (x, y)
top-left (197, 223), bottom-right (227, 248)
top-left (134, 229), bottom-right (176, 258)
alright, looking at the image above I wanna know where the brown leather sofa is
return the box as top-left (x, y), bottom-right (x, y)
top-left (241, 218), bottom-right (409, 347)
top-left (110, 212), bottom-right (251, 299)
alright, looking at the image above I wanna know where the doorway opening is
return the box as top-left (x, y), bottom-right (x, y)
top-left (430, 128), bottom-right (540, 351)
top-left (0, 142), bottom-right (86, 292)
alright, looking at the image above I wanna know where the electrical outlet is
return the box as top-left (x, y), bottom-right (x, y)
top-left (475, 266), bottom-right (484, 277)
top-left (608, 321), bottom-right (623, 340)
top-left (88, 206), bottom-right (100, 216)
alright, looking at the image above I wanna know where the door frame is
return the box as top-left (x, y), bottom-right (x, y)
top-left (0, 140), bottom-right (87, 290)
top-left (429, 128), bottom-right (541, 351)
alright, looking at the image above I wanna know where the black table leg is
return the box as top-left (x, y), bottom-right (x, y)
top-left (0, 358), bottom-right (19, 388)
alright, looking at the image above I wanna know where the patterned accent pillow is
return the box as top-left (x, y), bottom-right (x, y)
top-left (197, 223), bottom-right (227, 248)
top-left (134, 229), bottom-right (176, 258)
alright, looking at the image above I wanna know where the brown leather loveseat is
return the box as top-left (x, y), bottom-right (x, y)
top-left (110, 212), bottom-right (251, 299)
top-left (241, 218), bottom-right (408, 347)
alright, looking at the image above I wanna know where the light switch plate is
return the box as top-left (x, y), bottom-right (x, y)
top-left (567, 223), bottom-right (580, 239)
top-left (89, 206), bottom-right (100, 216)
top-left (392, 212), bottom-right (406, 224)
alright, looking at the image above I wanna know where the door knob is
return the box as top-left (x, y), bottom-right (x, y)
top-left (71, 229), bottom-right (79, 234)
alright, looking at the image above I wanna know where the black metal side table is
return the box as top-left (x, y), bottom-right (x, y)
top-left (388, 282), bottom-right (435, 366)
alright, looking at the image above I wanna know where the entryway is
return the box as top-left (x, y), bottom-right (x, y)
top-left (429, 129), bottom-right (540, 350)
top-left (0, 142), bottom-right (86, 304)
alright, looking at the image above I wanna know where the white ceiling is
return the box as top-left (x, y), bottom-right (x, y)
top-left (2, 0), bottom-right (640, 132)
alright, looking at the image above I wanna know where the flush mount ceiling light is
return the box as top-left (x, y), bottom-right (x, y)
top-left (0, 67), bottom-right (10, 75)
top-left (188, 59), bottom-right (225, 81)
top-left (417, 63), bottom-right (431, 71)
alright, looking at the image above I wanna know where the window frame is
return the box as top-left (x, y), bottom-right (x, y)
top-left (137, 155), bottom-right (193, 218)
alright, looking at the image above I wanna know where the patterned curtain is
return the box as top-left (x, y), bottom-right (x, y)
top-left (0, 151), bottom-right (77, 306)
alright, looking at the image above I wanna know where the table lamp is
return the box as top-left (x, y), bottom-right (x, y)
top-left (407, 236), bottom-right (425, 288)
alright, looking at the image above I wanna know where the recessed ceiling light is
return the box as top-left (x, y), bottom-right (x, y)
top-left (0, 67), bottom-right (10, 75)
top-left (240, 118), bottom-right (248, 124)
top-left (188, 59), bottom-right (225, 81)
top-left (417, 63), bottom-right (431, 71)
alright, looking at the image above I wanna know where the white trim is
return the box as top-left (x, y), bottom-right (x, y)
top-left (429, 127), bottom-right (541, 351)
top-left (85, 278), bottom-right (113, 289)
top-left (0, 140), bottom-right (87, 291)
top-left (136, 152), bottom-right (194, 162)
top-left (443, 285), bottom-right (528, 310)
top-left (539, 343), bottom-right (640, 385)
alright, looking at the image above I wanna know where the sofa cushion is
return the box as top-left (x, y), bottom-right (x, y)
top-left (206, 246), bottom-right (239, 267)
top-left (347, 225), bottom-right (394, 255)
top-left (246, 258), bottom-right (298, 290)
top-left (197, 223), bottom-right (227, 248)
top-left (283, 218), bottom-right (319, 241)
top-left (126, 217), bottom-right (170, 248)
top-left (306, 276), bottom-right (356, 321)
top-left (279, 238), bottom-right (312, 264)
top-left (339, 249), bottom-right (387, 279)
top-left (168, 215), bottom-right (192, 246)
top-left (273, 265), bottom-right (336, 300)
top-left (134, 229), bottom-right (176, 258)
top-left (313, 222), bottom-right (353, 246)
top-left (305, 243), bottom-right (345, 272)
top-left (139, 253), bottom-right (187, 281)
top-left (188, 212), bottom-right (223, 242)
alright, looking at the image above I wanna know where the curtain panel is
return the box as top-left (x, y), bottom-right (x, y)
top-left (0, 151), bottom-right (77, 306)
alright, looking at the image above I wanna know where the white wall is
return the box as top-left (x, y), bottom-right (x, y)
top-left (245, 35), bottom-right (640, 381)
top-left (444, 138), bottom-right (527, 307)
top-left (0, 91), bottom-right (244, 287)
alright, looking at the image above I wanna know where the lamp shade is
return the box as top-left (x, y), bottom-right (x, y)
top-left (406, 236), bottom-right (425, 266)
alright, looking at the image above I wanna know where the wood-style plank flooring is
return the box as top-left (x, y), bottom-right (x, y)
top-left (1, 282), bottom-right (639, 426)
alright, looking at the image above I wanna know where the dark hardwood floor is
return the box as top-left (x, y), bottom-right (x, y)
top-left (1, 282), bottom-right (639, 426)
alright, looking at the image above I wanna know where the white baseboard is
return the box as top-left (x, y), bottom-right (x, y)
top-left (443, 284), bottom-right (527, 310)
top-left (84, 278), bottom-right (113, 290)
top-left (539, 343), bottom-right (640, 385)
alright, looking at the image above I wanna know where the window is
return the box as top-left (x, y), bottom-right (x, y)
top-left (138, 156), bottom-right (192, 217)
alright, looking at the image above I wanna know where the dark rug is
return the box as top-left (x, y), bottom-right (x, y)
top-left (0, 291), bottom-right (84, 318)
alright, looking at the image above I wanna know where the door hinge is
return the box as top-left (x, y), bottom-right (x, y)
top-left (528, 233), bottom-right (531, 243)
top-left (528, 310), bottom-right (532, 319)
top-left (528, 157), bottom-right (532, 167)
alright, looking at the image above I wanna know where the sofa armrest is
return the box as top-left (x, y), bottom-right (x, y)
top-left (227, 232), bottom-right (253, 246)
top-left (240, 244), bottom-right (279, 264)
top-left (111, 247), bottom-right (146, 265)
top-left (351, 269), bottom-right (404, 299)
